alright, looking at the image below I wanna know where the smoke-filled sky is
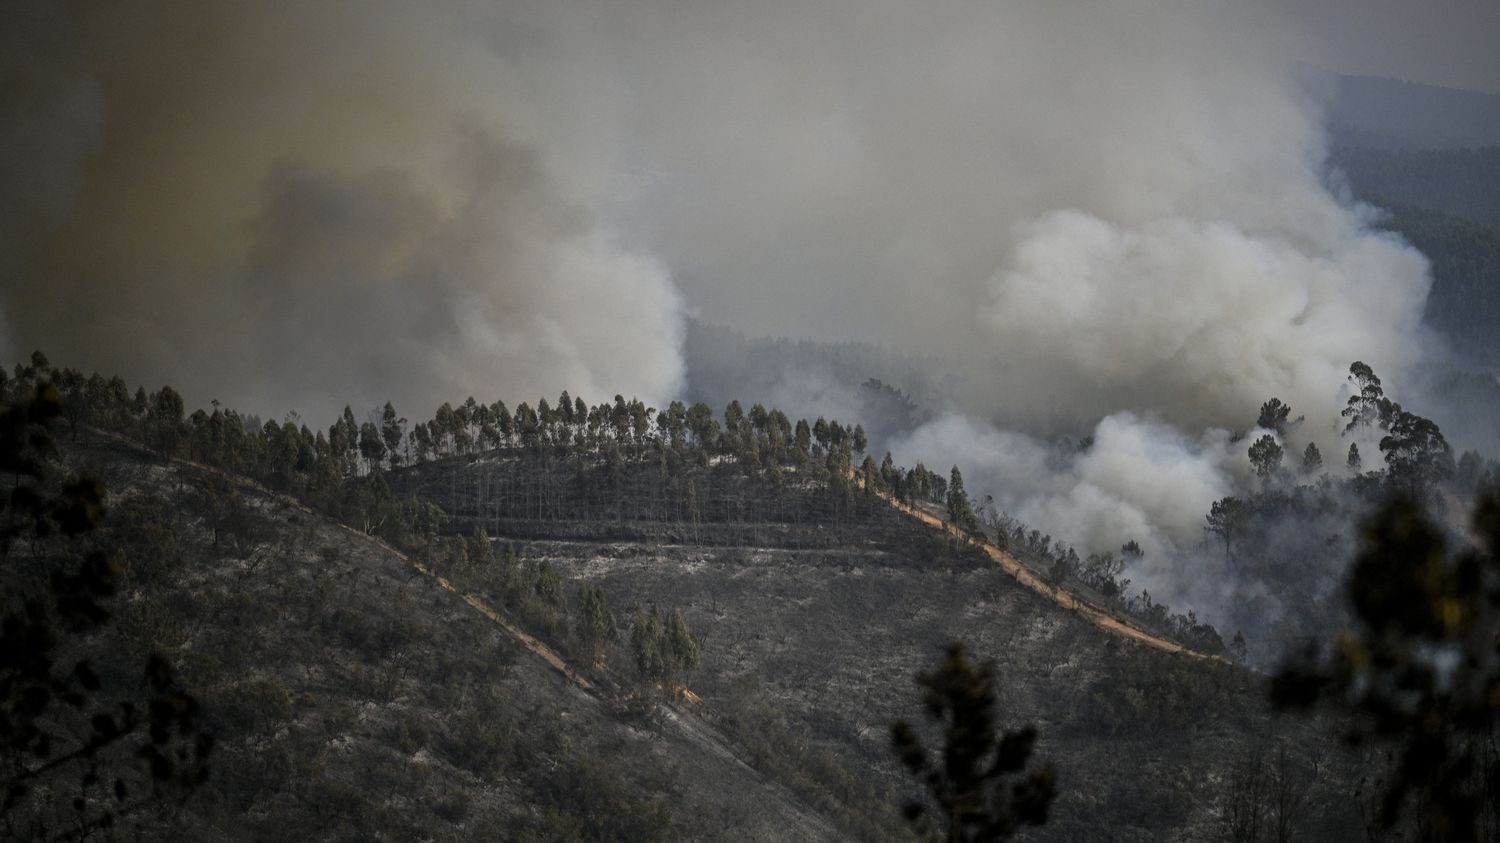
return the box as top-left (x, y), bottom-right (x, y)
top-left (1, 0), bottom-right (1490, 425)
top-left (5, 0), bottom-right (1492, 633)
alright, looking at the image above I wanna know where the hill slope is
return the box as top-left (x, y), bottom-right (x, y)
top-left (8, 376), bottom-right (1373, 841)
top-left (396, 449), bottom-right (1364, 841)
top-left (55, 432), bottom-right (850, 841)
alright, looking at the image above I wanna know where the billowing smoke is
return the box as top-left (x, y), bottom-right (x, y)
top-left (985, 211), bottom-right (1430, 431)
top-left (0, 1), bottom-right (1440, 426)
top-left (0, 1), bottom-right (684, 421)
top-left (600, 0), bottom-right (1441, 640)
top-left (890, 414), bottom-right (1242, 649)
top-left (0, 1), bottom-right (1460, 638)
top-left (579, 0), bottom-right (1439, 430)
top-left (893, 415), bottom-right (1238, 562)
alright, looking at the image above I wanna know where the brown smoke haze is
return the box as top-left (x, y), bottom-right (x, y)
top-left (0, 1), bottom-right (685, 419)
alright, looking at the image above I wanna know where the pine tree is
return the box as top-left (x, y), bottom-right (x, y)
top-left (862, 455), bottom-right (880, 498)
top-left (1256, 398), bottom-right (1297, 436)
top-left (574, 585), bottom-right (618, 665)
top-left (1301, 442), bottom-right (1322, 472)
top-left (665, 609), bottom-right (699, 683)
top-left (947, 466), bottom-right (978, 532)
top-left (1205, 497), bottom-right (1247, 566)
top-left (532, 559), bottom-right (562, 606)
top-left (466, 526), bottom-right (494, 568)
top-left (358, 421), bottom-right (386, 469)
top-left (499, 542), bottom-right (522, 602)
top-left (1248, 435), bottom-right (1283, 484)
top-left (813, 417), bottom-right (830, 452)
top-left (381, 402), bottom-right (404, 466)
top-left (794, 419), bottom-right (812, 458)
top-left (890, 642), bottom-right (1054, 841)
top-left (630, 609), bottom-right (667, 684)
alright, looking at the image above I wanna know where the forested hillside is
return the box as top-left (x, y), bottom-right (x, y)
top-left (1324, 74), bottom-right (1500, 151)
top-left (1, 354), bottom-right (1385, 840)
top-left (1335, 146), bottom-right (1500, 229)
top-left (1381, 206), bottom-right (1500, 366)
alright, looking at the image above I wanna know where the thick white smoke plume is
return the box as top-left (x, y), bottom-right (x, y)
top-left (986, 211), bottom-right (1430, 432)
top-left (890, 414), bottom-right (1243, 605)
top-left (1, 2), bottom-right (1439, 423)
top-left (573, 0), bottom-right (1439, 432)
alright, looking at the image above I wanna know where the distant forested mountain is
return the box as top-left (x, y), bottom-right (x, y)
top-left (1317, 74), bottom-right (1500, 368)
top-left (1378, 206), bottom-right (1500, 364)
top-left (1324, 74), bottom-right (1500, 151)
top-left (1334, 146), bottom-right (1500, 229)
top-left (1325, 142), bottom-right (1500, 368)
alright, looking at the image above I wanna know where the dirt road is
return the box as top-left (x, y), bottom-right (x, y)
top-left (865, 481), bottom-right (1229, 664)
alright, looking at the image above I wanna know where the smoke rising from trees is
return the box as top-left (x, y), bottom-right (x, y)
top-left (0, 1), bottom-right (1466, 633)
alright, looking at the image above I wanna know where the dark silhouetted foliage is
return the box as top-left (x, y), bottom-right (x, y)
top-left (890, 642), bottom-right (1055, 842)
top-left (1272, 491), bottom-right (1500, 841)
top-left (1, 377), bottom-right (210, 839)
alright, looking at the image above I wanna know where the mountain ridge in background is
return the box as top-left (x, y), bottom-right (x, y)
top-left (1323, 72), bottom-right (1500, 151)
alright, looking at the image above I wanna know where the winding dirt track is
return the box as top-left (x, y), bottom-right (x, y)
top-left (864, 481), bottom-right (1230, 664)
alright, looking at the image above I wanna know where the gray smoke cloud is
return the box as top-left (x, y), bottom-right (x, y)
top-left (584, 0), bottom-right (1443, 639)
top-left (0, 1), bottom-right (1447, 427)
top-left (599, 0), bottom-right (1444, 643)
top-left (0, 0), bottom-right (1465, 635)
top-left (0, 1), bottom-right (684, 421)
top-left (888, 408), bottom-right (1351, 640)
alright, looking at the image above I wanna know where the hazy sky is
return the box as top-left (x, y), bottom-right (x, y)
top-left (1284, 0), bottom-right (1500, 94)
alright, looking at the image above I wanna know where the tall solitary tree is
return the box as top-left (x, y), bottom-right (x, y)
top-left (573, 585), bottom-right (618, 666)
top-left (1205, 497), bottom-right (1248, 566)
top-left (890, 642), bottom-right (1055, 842)
top-left (1256, 398), bottom-right (1298, 437)
top-left (380, 402), bottom-right (404, 466)
top-left (1248, 435), bottom-right (1284, 485)
top-left (947, 466), bottom-right (979, 532)
top-left (1342, 361), bottom-right (1393, 434)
